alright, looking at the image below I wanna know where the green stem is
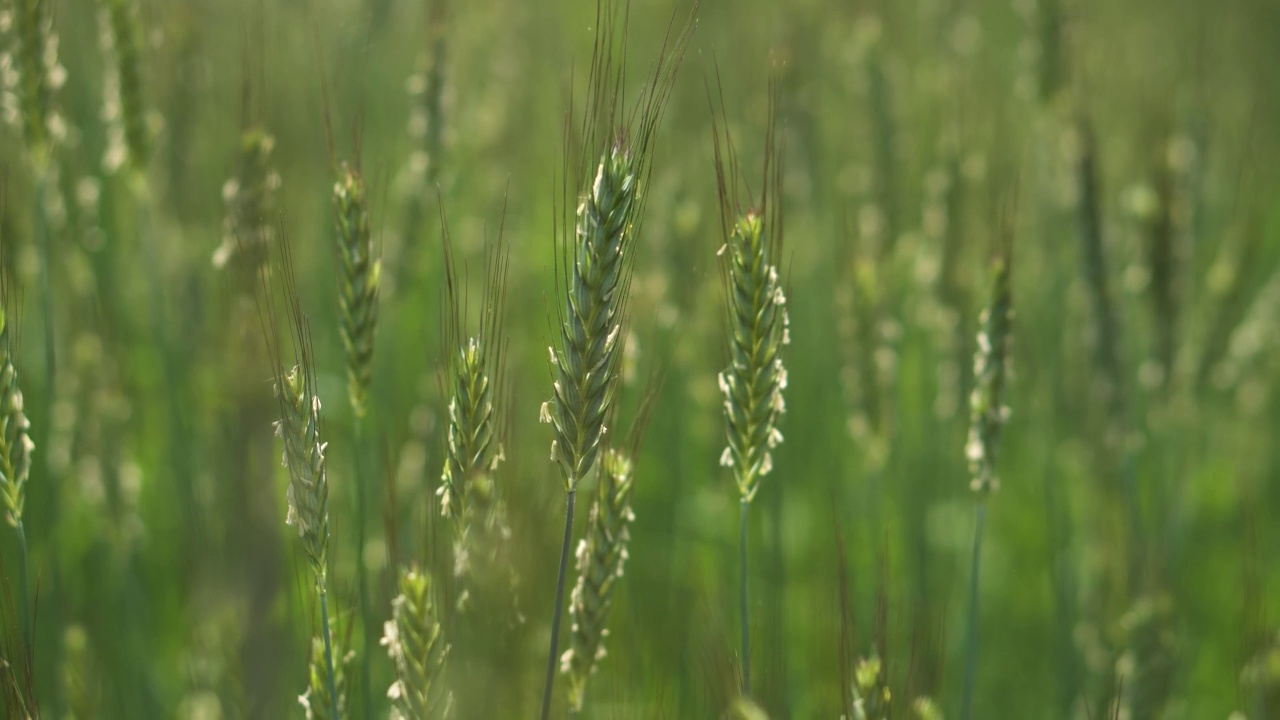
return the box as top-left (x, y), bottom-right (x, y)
top-left (319, 585), bottom-right (341, 720)
top-left (740, 497), bottom-right (751, 695)
top-left (353, 415), bottom-right (373, 718)
top-left (15, 522), bottom-right (31, 659)
top-left (34, 167), bottom-right (55, 391)
top-left (540, 488), bottom-right (576, 720)
top-left (960, 501), bottom-right (988, 720)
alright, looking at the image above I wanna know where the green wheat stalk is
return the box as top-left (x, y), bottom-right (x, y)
top-left (712, 78), bottom-right (788, 695)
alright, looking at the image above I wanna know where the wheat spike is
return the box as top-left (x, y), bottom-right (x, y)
top-left (98, 0), bottom-right (149, 173)
top-left (0, 304), bottom-right (33, 529)
top-left (334, 164), bottom-right (380, 418)
top-left (383, 566), bottom-right (451, 719)
top-left (965, 249), bottom-right (1013, 495)
top-left (275, 363), bottom-right (330, 582)
top-left (851, 656), bottom-right (891, 720)
top-left (8, 0), bottom-right (65, 161)
top-left (214, 127), bottom-right (278, 274)
top-left (299, 628), bottom-right (350, 720)
top-left (561, 449), bottom-right (636, 712)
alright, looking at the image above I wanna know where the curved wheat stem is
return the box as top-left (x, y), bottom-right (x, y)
top-left (383, 566), bottom-right (451, 719)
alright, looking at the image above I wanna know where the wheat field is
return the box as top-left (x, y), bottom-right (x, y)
top-left (0, 0), bottom-right (1277, 717)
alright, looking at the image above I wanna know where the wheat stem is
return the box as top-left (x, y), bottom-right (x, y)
top-left (740, 496), bottom-right (750, 693)
top-left (319, 588), bottom-right (341, 720)
top-left (353, 415), bottom-right (373, 719)
top-left (960, 500), bottom-right (987, 720)
top-left (541, 488), bottom-right (576, 720)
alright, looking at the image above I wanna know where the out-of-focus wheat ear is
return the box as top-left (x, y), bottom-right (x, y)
top-left (561, 362), bottom-right (663, 713)
top-left (1111, 594), bottom-right (1177, 720)
top-left (98, 0), bottom-right (150, 175)
top-left (0, 279), bottom-right (33, 531)
top-left (7, 0), bottom-right (67, 163)
top-left (334, 163), bottom-right (380, 419)
top-left (300, 625), bottom-right (352, 720)
top-left (960, 201), bottom-right (1016, 720)
top-left (436, 198), bottom-right (509, 584)
top-left (214, 127), bottom-right (279, 277)
top-left (850, 655), bottom-right (892, 720)
top-left (561, 448), bottom-right (636, 713)
top-left (965, 236), bottom-right (1013, 496)
top-left (383, 566), bottom-right (452, 719)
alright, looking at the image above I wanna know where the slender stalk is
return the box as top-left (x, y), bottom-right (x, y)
top-left (740, 497), bottom-right (750, 693)
top-left (960, 501), bottom-right (987, 720)
top-left (35, 169), bottom-right (55, 390)
top-left (353, 416), bottom-right (373, 719)
top-left (540, 489), bottom-right (577, 720)
top-left (15, 522), bottom-right (31, 655)
top-left (318, 587), bottom-right (341, 720)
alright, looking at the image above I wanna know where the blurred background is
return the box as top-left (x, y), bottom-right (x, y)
top-left (1, 0), bottom-right (1278, 717)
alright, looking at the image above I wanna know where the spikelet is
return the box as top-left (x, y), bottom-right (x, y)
top-left (965, 246), bottom-right (1013, 495)
top-left (98, 0), bottom-right (150, 174)
top-left (334, 164), bottom-right (380, 418)
top-left (0, 302), bottom-right (33, 529)
top-left (213, 128), bottom-right (279, 275)
top-left (383, 566), bottom-right (451, 719)
top-left (714, 84), bottom-right (789, 504)
top-left (561, 449), bottom-right (636, 711)
top-left (299, 629), bottom-right (351, 720)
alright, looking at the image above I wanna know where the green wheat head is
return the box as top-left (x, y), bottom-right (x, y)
top-left (0, 304), bottom-right (32, 528)
top-left (99, 0), bottom-right (149, 172)
top-left (214, 128), bottom-right (278, 274)
top-left (562, 448), bottom-right (637, 711)
top-left (334, 164), bottom-right (380, 418)
top-left (543, 146), bottom-right (642, 490)
top-left (851, 656), bottom-right (891, 720)
top-left (719, 209), bottom-right (790, 503)
top-left (300, 629), bottom-right (349, 720)
top-left (965, 251), bottom-right (1013, 494)
top-left (384, 566), bottom-right (451, 719)
top-left (274, 363), bottom-right (330, 585)
top-left (9, 0), bottom-right (64, 161)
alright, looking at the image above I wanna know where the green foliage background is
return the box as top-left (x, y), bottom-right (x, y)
top-left (1, 0), bottom-right (1279, 716)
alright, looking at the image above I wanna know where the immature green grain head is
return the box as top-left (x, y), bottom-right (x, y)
top-left (383, 566), bottom-right (451, 719)
top-left (540, 0), bottom-right (691, 492)
top-left (299, 628), bottom-right (349, 720)
top-left (4, 0), bottom-right (67, 162)
top-left (98, 0), bottom-right (150, 174)
top-left (965, 244), bottom-right (1013, 495)
top-left (437, 207), bottom-right (508, 578)
top-left (562, 448), bottom-right (636, 711)
top-left (275, 363), bottom-right (330, 584)
top-left (214, 127), bottom-right (278, 275)
top-left (714, 83), bottom-right (789, 504)
top-left (851, 655), bottom-right (891, 720)
top-left (0, 303), bottom-right (33, 529)
top-left (334, 164), bottom-right (380, 418)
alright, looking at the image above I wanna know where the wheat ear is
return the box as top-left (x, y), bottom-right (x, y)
top-left (0, 278), bottom-right (34, 655)
top-left (98, 0), bottom-right (149, 174)
top-left (300, 625), bottom-right (351, 720)
top-left (712, 77), bottom-right (788, 694)
top-left (334, 164), bottom-right (380, 418)
top-left (214, 128), bottom-right (278, 276)
top-left (383, 566), bottom-right (452, 719)
top-left (538, 2), bottom-right (693, 714)
top-left (561, 449), bottom-right (635, 712)
top-left (960, 224), bottom-right (1014, 720)
top-left (256, 232), bottom-right (340, 720)
top-left (437, 202), bottom-right (509, 587)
